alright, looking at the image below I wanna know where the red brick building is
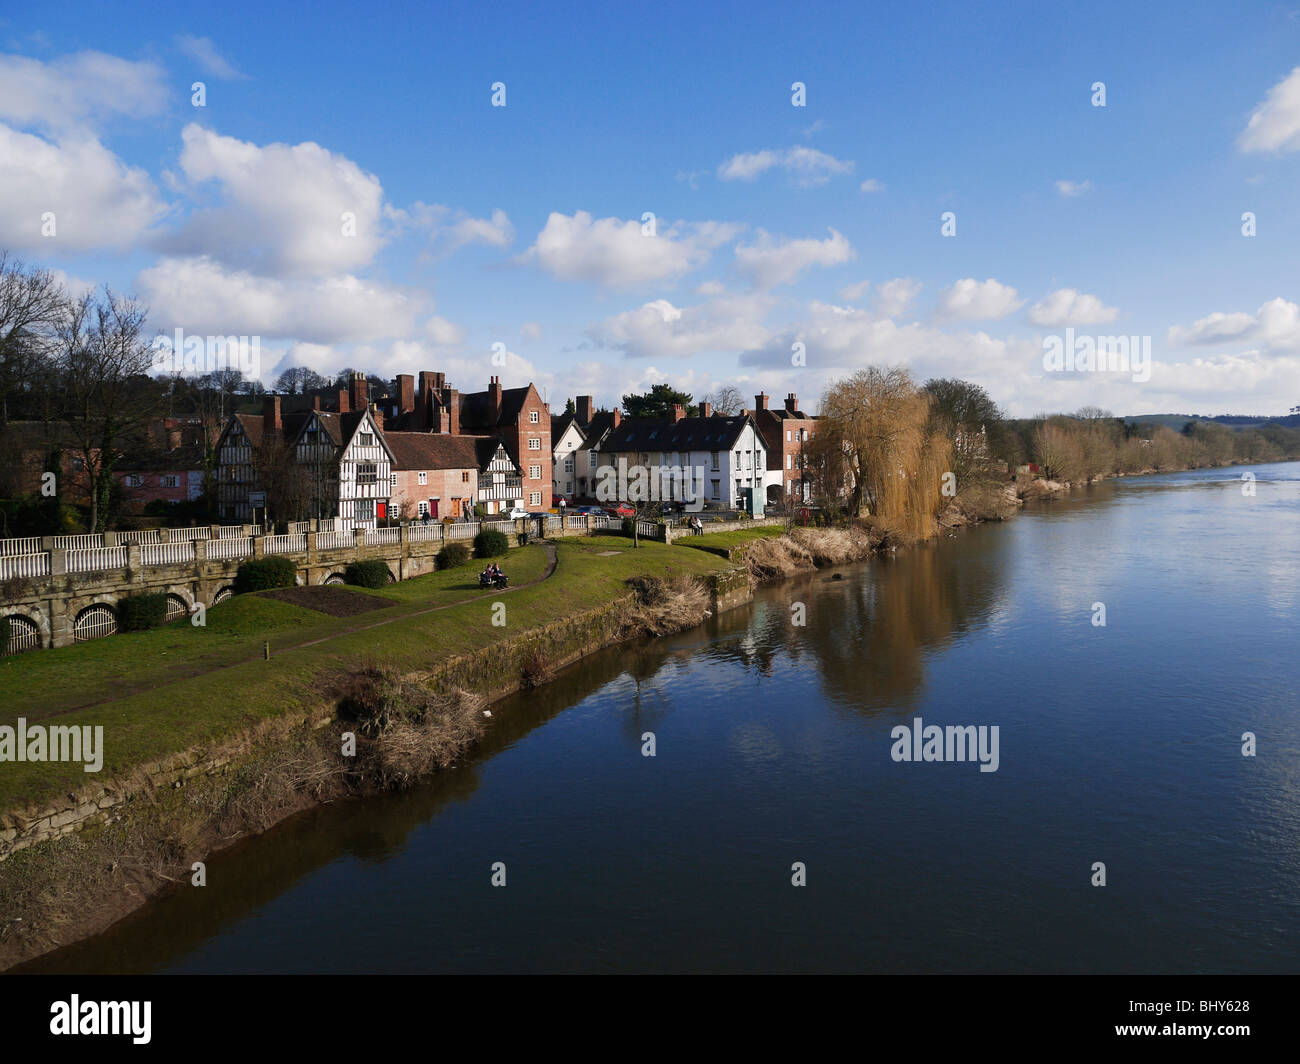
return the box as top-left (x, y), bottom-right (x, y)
top-left (748, 392), bottom-right (816, 504)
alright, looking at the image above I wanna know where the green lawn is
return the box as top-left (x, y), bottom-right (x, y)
top-left (0, 539), bottom-right (733, 812)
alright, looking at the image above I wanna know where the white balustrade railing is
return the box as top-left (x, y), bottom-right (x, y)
top-left (408, 523), bottom-right (442, 542)
top-left (0, 553), bottom-right (50, 579)
top-left (0, 537), bottom-right (42, 556)
top-left (216, 525), bottom-right (246, 538)
top-left (207, 537), bottom-right (251, 560)
top-left (263, 533), bottom-right (307, 555)
top-left (116, 530), bottom-right (161, 545)
top-left (171, 527), bottom-right (212, 541)
top-left (53, 534), bottom-right (105, 550)
top-left (315, 531), bottom-right (351, 550)
top-left (66, 547), bottom-right (128, 573)
top-left (444, 522), bottom-right (476, 540)
top-left (141, 541), bottom-right (197, 566)
top-left (365, 527), bottom-right (401, 546)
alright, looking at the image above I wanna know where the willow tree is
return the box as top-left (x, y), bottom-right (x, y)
top-left (808, 367), bottom-right (952, 538)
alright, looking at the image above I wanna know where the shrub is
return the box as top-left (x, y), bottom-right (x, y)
top-left (436, 542), bottom-right (471, 570)
top-left (474, 529), bottom-right (508, 558)
top-left (344, 560), bottom-right (392, 588)
top-left (621, 517), bottom-right (636, 536)
top-left (0, 616), bottom-right (10, 655)
top-left (117, 592), bottom-right (169, 632)
top-left (233, 556), bottom-right (298, 594)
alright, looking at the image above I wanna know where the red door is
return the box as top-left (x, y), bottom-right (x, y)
top-left (429, 498), bottom-right (439, 518)
top-left (377, 501), bottom-right (387, 521)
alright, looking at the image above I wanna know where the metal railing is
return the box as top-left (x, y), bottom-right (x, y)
top-left (263, 533), bottom-right (308, 555)
top-left (0, 537), bottom-right (42, 557)
top-left (141, 541), bottom-right (197, 566)
top-left (0, 553), bottom-right (50, 580)
top-left (207, 537), bottom-right (251, 560)
top-left (66, 547), bottom-right (129, 573)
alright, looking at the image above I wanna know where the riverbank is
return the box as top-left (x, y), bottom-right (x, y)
top-left (0, 482), bottom-right (1078, 970)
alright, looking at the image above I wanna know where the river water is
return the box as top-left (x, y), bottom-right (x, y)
top-left (25, 462), bottom-right (1300, 973)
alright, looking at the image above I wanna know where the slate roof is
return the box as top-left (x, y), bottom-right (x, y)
top-left (602, 415), bottom-right (755, 453)
top-left (385, 432), bottom-right (488, 472)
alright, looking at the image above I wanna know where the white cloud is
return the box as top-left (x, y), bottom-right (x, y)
top-left (0, 51), bottom-right (167, 130)
top-left (1239, 67), bottom-right (1300, 153)
top-left (718, 146), bottom-right (854, 187)
top-left (520, 321), bottom-right (542, 339)
top-left (734, 228), bottom-right (854, 289)
top-left (136, 256), bottom-right (429, 343)
top-left (587, 293), bottom-right (774, 359)
top-left (0, 124), bottom-right (168, 251)
top-left (1027, 288), bottom-right (1119, 326)
top-left (875, 277), bottom-right (922, 318)
top-left (859, 178), bottom-right (885, 193)
top-left (176, 36), bottom-right (247, 81)
top-left (936, 278), bottom-right (1024, 321)
top-left (1055, 179), bottom-right (1093, 197)
top-left (160, 123), bottom-right (386, 275)
top-left (523, 210), bottom-right (741, 288)
top-left (387, 202), bottom-right (513, 252)
top-left (1168, 298), bottom-right (1300, 351)
top-left (837, 279), bottom-right (871, 302)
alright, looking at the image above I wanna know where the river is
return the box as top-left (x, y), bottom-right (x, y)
top-left (23, 462), bottom-right (1300, 973)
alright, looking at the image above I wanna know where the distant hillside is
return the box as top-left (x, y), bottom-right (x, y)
top-left (1124, 412), bottom-right (1300, 431)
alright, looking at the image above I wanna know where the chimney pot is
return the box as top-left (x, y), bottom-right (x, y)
top-left (755, 392), bottom-right (769, 411)
top-left (576, 395), bottom-right (594, 425)
top-left (262, 395), bottom-right (282, 433)
top-left (699, 401), bottom-right (712, 419)
top-left (785, 392), bottom-right (799, 414)
top-left (671, 403), bottom-right (685, 422)
top-left (337, 388), bottom-right (350, 414)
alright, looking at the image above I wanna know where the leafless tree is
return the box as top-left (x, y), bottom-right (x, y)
top-left (0, 252), bottom-right (66, 427)
top-left (56, 288), bottom-right (160, 531)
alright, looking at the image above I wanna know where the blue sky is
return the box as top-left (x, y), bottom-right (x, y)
top-left (3, 0), bottom-right (1300, 416)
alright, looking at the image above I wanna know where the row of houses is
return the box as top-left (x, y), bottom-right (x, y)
top-left (551, 392), bottom-right (816, 509)
top-left (213, 372), bottom-right (549, 525)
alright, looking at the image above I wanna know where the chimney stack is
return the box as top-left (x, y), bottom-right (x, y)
top-left (441, 386), bottom-right (460, 434)
top-left (576, 395), bottom-right (594, 425)
top-left (785, 392), bottom-right (799, 414)
top-left (611, 409), bottom-right (621, 429)
top-left (699, 401), bottom-right (712, 419)
top-left (396, 374), bottom-right (415, 415)
top-left (350, 371), bottom-right (368, 412)
top-left (262, 395), bottom-right (282, 434)
top-left (488, 376), bottom-right (503, 421)
top-left (312, 395), bottom-right (321, 411)
top-left (336, 388), bottom-right (350, 414)
top-left (671, 403), bottom-right (685, 422)
top-left (755, 392), bottom-right (769, 411)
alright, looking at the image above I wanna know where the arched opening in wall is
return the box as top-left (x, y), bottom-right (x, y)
top-left (386, 568), bottom-right (397, 583)
top-left (73, 604), bottom-right (118, 643)
top-left (212, 586), bottom-right (234, 606)
top-left (1, 614), bottom-right (42, 655)
top-left (324, 573), bottom-right (345, 585)
top-left (164, 594), bottom-right (189, 623)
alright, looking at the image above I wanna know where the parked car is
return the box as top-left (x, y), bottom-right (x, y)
top-left (505, 506), bottom-right (531, 520)
top-left (604, 503), bottom-right (636, 518)
top-left (571, 505), bottom-right (605, 516)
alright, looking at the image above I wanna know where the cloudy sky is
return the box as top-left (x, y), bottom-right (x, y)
top-left (3, 0), bottom-right (1300, 417)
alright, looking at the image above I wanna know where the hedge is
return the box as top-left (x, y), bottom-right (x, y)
top-left (474, 529), bottom-right (509, 558)
top-left (437, 542), bottom-right (472, 570)
top-left (118, 592), bottom-right (169, 632)
top-left (233, 556), bottom-right (298, 594)
top-left (0, 616), bottom-right (10, 655)
top-left (344, 560), bottom-right (393, 588)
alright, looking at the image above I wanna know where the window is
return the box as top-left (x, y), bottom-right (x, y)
top-left (357, 463), bottom-right (378, 484)
top-left (529, 410), bottom-right (539, 423)
top-left (529, 491), bottom-right (541, 506)
top-left (589, 452), bottom-right (596, 468)
top-left (564, 457), bottom-right (574, 472)
top-left (786, 430), bottom-right (791, 442)
top-left (711, 479), bottom-right (720, 498)
top-left (711, 451), bottom-right (719, 471)
top-left (529, 464), bottom-right (541, 479)
top-left (126, 475), bottom-right (143, 487)
top-left (418, 472), bottom-right (428, 485)
top-left (161, 474), bottom-right (179, 488)
top-left (359, 432), bottom-right (375, 446)
top-left (417, 500), bottom-right (429, 516)
top-left (390, 474), bottom-right (397, 487)
top-left (786, 454), bottom-right (793, 470)
top-left (461, 471), bottom-right (470, 483)
top-left (355, 499), bottom-right (374, 520)
top-left (735, 451), bottom-right (741, 468)
top-left (528, 437), bottom-right (541, 450)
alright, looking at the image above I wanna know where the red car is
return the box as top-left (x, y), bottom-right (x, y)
top-left (604, 503), bottom-right (636, 517)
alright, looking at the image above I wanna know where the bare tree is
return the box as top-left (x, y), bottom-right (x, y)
top-left (275, 366), bottom-right (329, 395)
top-left (56, 288), bottom-right (160, 531)
top-left (0, 252), bottom-right (66, 427)
top-left (706, 385), bottom-right (744, 415)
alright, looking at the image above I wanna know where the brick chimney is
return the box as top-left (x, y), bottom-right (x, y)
top-left (755, 392), bottom-right (769, 411)
top-left (671, 403), bottom-right (685, 422)
top-left (349, 371), bottom-right (368, 411)
top-left (372, 407), bottom-right (383, 431)
top-left (336, 388), bottom-right (350, 414)
top-left (441, 387), bottom-right (460, 434)
top-left (576, 395), bottom-right (594, 425)
top-left (262, 395), bottom-right (282, 434)
top-left (785, 392), bottom-right (799, 414)
top-left (488, 376), bottom-right (503, 422)
top-left (611, 409), bottom-right (621, 429)
top-left (699, 401), bottom-right (712, 419)
top-left (312, 395), bottom-right (321, 411)
top-left (396, 374), bottom-right (415, 415)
